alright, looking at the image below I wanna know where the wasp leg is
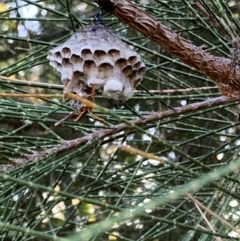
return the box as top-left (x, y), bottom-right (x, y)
top-left (88, 110), bottom-right (110, 126)
top-left (85, 85), bottom-right (110, 125)
top-left (84, 85), bottom-right (96, 102)
top-left (63, 81), bottom-right (72, 102)
top-left (73, 109), bottom-right (87, 122)
top-left (63, 73), bottom-right (77, 101)
top-left (55, 111), bottom-right (75, 126)
top-left (90, 85), bottom-right (96, 102)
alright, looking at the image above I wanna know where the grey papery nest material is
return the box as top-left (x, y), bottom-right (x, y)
top-left (47, 21), bottom-right (145, 112)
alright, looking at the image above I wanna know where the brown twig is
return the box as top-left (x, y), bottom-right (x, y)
top-left (2, 95), bottom-right (238, 172)
top-left (187, 193), bottom-right (240, 237)
top-left (119, 144), bottom-right (166, 163)
top-left (94, 0), bottom-right (240, 98)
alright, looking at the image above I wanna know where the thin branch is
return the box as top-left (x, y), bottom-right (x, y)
top-left (189, 0), bottom-right (233, 40)
top-left (193, 202), bottom-right (222, 241)
top-left (187, 193), bottom-right (240, 237)
top-left (0, 76), bottom-right (218, 94)
top-left (2, 94), bottom-right (238, 172)
top-left (119, 144), bottom-right (166, 163)
top-left (135, 86), bottom-right (218, 94)
top-left (0, 93), bottom-right (62, 98)
top-left (94, 0), bottom-right (240, 97)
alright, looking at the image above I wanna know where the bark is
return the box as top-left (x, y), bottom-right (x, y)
top-left (94, 0), bottom-right (240, 98)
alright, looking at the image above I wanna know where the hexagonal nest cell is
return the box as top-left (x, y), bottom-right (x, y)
top-left (47, 20), bottom-right (145, 113)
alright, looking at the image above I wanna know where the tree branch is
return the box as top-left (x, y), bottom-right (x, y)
top-left (94, 0), bottom-right (240, 98)
top-left (2, 95), bottom-right (238, 172)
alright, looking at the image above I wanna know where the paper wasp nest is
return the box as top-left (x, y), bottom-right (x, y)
top-left (47, 21), bottom-right (145, 105)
